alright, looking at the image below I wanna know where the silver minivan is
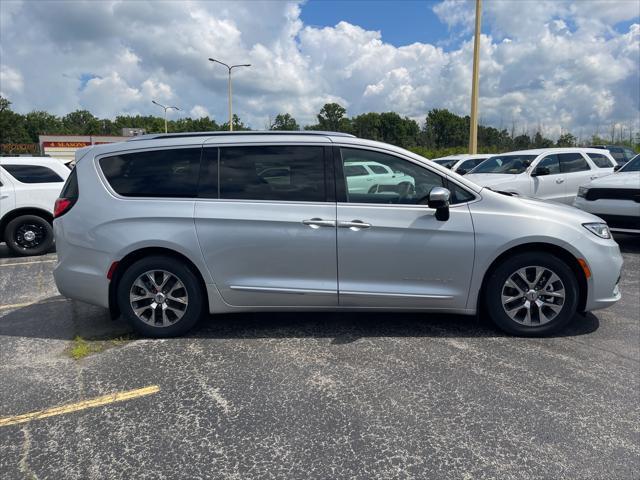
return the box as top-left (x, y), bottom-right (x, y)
top-left (53, 132), bottom-right (622, 337)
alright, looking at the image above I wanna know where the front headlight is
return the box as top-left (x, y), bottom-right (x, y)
top-left (577, 186), bottom-right (589, 198)
top-left (583, 222), bottom-right (611, 239)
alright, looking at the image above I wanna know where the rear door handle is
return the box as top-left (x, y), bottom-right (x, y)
top-left (337, 220), bottom-right (371, 230)
top-left (302, 218), bottom-right (336, 229)
top-left (590, 175), bottom-right (598, 180)
top-left (555, 178), bottom-right (565, 184)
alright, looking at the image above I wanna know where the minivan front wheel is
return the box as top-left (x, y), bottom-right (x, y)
top-left (485, 252), bottom-right (579, 336)
top-left (117, 256), bottom-right (204, 337)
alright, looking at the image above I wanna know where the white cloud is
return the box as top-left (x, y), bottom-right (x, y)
top-left (0, 0), bottom-right (638, 139)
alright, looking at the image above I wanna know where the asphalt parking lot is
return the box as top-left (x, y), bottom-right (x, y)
top-left (0, 237), bottom-right (638, 480)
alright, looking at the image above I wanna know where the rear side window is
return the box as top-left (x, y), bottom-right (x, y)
top-left (369, 164), bottom-right (388, 174)
top-left (344, 164), bottom-right (368, 176)
top-left (99, 148), bottom-right (201, 197)
top-left (60, 168), bottom-right (79, 199)
top-left (587, 153), bottom-right (615, 168)
top-left (2, 164), bottom-right (63, 183)
top-left (558, 153), bottom-right (590, 173)
top-left (219, 145), bottom-right (325, 202)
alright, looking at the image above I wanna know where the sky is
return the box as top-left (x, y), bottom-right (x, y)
top-left (0, 0), bottom-right (639, 139)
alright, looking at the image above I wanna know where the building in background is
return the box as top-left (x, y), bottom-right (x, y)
top-left (38, 128), bottom-right (145, 161)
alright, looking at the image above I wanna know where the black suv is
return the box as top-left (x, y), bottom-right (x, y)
top-left (588, 145), bottom-right (636, 165)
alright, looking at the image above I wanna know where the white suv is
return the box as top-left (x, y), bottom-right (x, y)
top-left (465, 148), bottom-right (616, 204)
top-left (344, 160), bottom-right (415, 195)
top-left (0, 156), bottom-right (70, 255)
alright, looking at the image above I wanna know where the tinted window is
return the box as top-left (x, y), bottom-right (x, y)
top-left (100, 148), bottom-right (201, 197)
top-left (219, 145), bottom-right (325, 202)
top-left (341, 148), bottom-right (445, 205)
top-left (472, 155), bottom-right (536, 174)
top-left (3, 164), bottom-right (63, 183)
top-left (458, 159), bottom-right (484, 171)
top-left (369, 164), bottom-right (388, 174)
top-left (623, 148), bottom-right (636, 160)
top-left (608, 147), bottom-right (625, 162)
top-left (536, 155), bottom-right (560, 174)
top-left (619, 155), bottom-right (640, 172)
top-left (434, 159), bottom-right (459, 169)
top-left (559, 152), bottom-right (590, 173)
top-left (344, 164), bottom-right (368, 176)
top-left (587, 153), bottom-right (614, 168)
top-left (60, 168), bottom-right (78, 199)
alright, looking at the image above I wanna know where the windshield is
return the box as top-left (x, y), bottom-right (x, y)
top-left (434, 158), bottom-right (459, 169)
top-left (619, 154), bottom-right (640, 172)
top-left (471, 155), bottom-right (537, 174)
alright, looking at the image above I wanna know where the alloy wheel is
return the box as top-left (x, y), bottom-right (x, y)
top-left (501, 266), bottom-right (565, 326)
top-left (129, 270), bottom-right (189, 327)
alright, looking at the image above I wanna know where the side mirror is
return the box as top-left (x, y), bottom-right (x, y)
top-left (428, 187), bottom-right (450, 221)
top-left (532, 166), bottom-right (550, 177)
top-left (614, 165), bottom-right (622, 172)
top-left (456, 168), bottom-right (467, 175)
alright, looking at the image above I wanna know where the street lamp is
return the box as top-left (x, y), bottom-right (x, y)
top-left (208, 58), bottom-right (251, 131)
top-left (468, 0), bottom-right (482, 154)
top-left (152, 100), bottom-right (180, 134)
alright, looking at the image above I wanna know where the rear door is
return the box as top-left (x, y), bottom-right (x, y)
top-left (558, 152), bottom-right (593, 202)
top-left (0, 168), bottom-right (16, 220)
top-left (531, 154), bottom-right (565, 202)
top-left (335, 147), bottom-right (475, 309)
top-left (194, 143), bottom-right (338, 307)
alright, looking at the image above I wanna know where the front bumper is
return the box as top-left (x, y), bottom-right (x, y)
top-left (583, 240), bottom-right (623, 312)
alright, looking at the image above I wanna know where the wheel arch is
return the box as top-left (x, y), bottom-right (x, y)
top-left (108, 246), bottom-right (209, 320)
top-left (477, 242), bottom-right (588, 314)
top-left (0, 208), bottom-right (53, 241)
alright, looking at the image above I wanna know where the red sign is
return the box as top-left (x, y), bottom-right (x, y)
top-left (42, 141), bottom-right (92, 148)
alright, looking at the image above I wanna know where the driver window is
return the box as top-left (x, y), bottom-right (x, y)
top-left (536, 154), bottom-right (560, 175)
top-left (340, 148), bottom-right (444, 205)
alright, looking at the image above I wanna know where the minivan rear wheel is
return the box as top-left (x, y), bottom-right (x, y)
top-left (117, 256), bottom-right (204, 337)
top-left (484, 252), bottom-right (579, 336)
top-left (5, 215), bottom-right (54, 256)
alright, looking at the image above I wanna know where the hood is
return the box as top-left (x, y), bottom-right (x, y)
top-left (464, 173), bottom-right (522, 188)
top-left (586, 172), bottom-right (640, 189)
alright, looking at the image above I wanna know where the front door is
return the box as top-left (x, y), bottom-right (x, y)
top-left (559, 152), bottom-right (595, 202)
top-left (531, 154), bottom-right (566, 202)
top-left (194, 144), bottom-right (338, 307)
top-left (335, 147), bottom-right (475, 310)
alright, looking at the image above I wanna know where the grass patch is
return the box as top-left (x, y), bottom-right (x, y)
top-left (66, 334), bottom-right (136, 360)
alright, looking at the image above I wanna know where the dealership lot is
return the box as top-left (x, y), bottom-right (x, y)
top-left (0, 238), bottom-right (638, 479)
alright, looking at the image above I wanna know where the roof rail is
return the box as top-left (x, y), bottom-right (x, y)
top-left (127, 130), bottom-right (356, 141)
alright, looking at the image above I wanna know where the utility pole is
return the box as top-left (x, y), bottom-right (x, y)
top-left (468, 0), bottom-right (482, 154)
top-left (208, 58), bottom-right (251, 131)
top-left (152, 100), bottom-right (180, 133)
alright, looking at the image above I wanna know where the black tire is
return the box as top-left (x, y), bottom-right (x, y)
top-left (5, 215), bottom-right (54, 256)
top-left (484, 252), bottom-right (579, 336)
top-left (117, 256), bottom-right (204, 338)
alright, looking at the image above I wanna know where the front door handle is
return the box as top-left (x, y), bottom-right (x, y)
top-left (590, 175), bottom-right (598, 180)
top-left (302, 218), bottom-right (336, 229)
top-left (338, 220), bottom-right (371, 230)
top-left (555, 178), bottom-right (565, 184)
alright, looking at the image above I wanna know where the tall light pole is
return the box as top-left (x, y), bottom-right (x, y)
top-left (468, 0), bottom-right (482, 154)
top-left (152, 100), bottom-right (180, 133)
top-left (208, 58), bottom-right (251, 131)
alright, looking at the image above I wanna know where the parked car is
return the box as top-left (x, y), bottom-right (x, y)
top-left (574, 154), bottom-right (640, 234)
top-left (432, 154), bottom-right (493, 175)
top-left (0, 157), bottom-right (70, 255)
top-left (53, 132), bottom-right (621, 338)
top-left (343, 159), bottom-right (415, 194)
top-left (465, 148), bottom-right (616, 204)
top-left (588, 145), bottom-right (636, 165)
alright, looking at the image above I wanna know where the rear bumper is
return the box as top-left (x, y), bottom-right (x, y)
top-left (52, 221), bottom-right (111, 309)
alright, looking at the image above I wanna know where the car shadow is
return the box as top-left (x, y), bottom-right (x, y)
top-left (0, 296), bottom-right (600, 342)
top-left (0, 244), bottom-right (56, 259)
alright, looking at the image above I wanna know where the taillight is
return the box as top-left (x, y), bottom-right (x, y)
top-left (54, 198), bottom-right (74, 218)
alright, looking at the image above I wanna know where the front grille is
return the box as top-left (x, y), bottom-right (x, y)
top-left (596, 214), bottom-right (640, 230)
top-left (585, 188), bottom-right (640, 202)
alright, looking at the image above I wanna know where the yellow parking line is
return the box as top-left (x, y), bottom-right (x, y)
top-left (0, 298), bottom-right (67, 311)
top-left (0, 385), bottom-right (160, 427)
top-left (0, 259), bottom-right (56, 268)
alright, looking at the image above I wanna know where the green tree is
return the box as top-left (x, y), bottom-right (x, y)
top-left (270, 113), bottom-right (300, 131)
top-left (220, 114), bottom-right (250, 131)
top-left (62, 110), bottom-right (101, 135)
top-left (24, 111), bottom-right (64, 141)
top-left (306, 103), bottom-right (351, 132)
top-left (513, 134), bottom-right (532, 150)
top-left (533, 131), bottom-right (553, 148)
top-left (422, 109), bottom-right (468, 148)
top-left (556, 133), bottom-right (576, 147)
top-left (0, 97), bottom-right (30, 144)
